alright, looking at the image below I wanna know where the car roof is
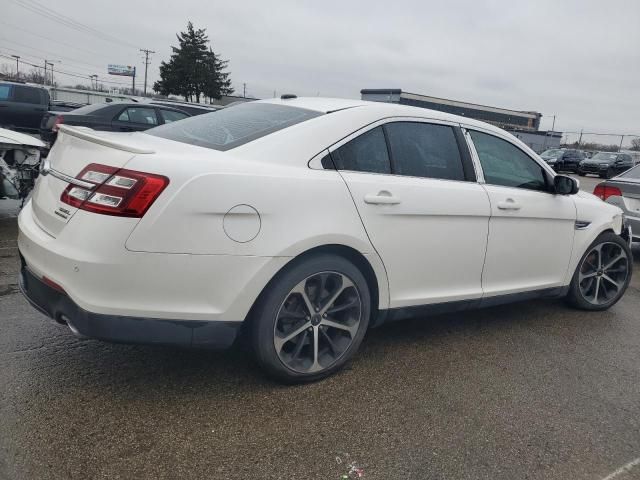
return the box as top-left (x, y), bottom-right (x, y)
top-left (258, 96), bottom-right (509, 136)
top-left (150, 100), bottom-right (218, 110)
top-left (0, 81), bottom-right (46, 89)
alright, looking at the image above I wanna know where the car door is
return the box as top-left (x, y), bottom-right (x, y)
top-left (11, 85), bottom-right (47, 129)
top-left (112, 106), bottom-right (159, 132)
top-left (331, 120), bottom-right (491, 309)
top-left (467, 129), bottom-right (576, 297)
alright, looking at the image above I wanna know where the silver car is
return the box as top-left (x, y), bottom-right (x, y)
top-left (595, 164), bottom-right (640, 242)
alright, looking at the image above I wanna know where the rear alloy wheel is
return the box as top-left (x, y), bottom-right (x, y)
top-left (251, 254), bottom-right (370, 382)
top-left (274, 272), bottom-right (361, 374)
top-left (567, 232), bottom-right (632, 310)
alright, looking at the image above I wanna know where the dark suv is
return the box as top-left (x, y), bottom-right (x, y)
top-left (539, 148), bottom-right (585, 173)
top-left (0, 82), bottom-right (50, 131)
top-left (578, 152), bottom-right (635, 178)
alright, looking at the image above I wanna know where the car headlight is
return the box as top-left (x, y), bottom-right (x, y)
top-left (599, 163), bottom-right (610, 168)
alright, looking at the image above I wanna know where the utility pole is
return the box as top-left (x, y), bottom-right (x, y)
top-left (619, 135), bottom-right (625, 152)
top-left (90, 74), bottom-right (98, 90)
top-left (578, 129), bottom-right (583, 147)
top-left (11, 55), bottom-right (20, 77)
top-left (132, 67), bottom-right (136, 96)
top-left (44, 59), bottom-right (59, 86)
top-left (551, 115), bottom-right (556, 132)
top-left (243, 83), bottom-right (246, 98)
top-left (139, 48), bottom-right (155, 96)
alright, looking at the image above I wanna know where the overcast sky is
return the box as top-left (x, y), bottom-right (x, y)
top-left (2, 0), bottom-right (639, 144)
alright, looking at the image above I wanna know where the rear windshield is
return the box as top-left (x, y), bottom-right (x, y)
top-left (619, 164), bottom-right (640, 180)
top-left (145, 102), bottom-right (323, 151)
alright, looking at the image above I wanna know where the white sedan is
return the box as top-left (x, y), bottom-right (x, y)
top-left (18, 97), bottom-right (633, 382)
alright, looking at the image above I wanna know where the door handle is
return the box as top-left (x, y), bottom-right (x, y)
top-left (364, 191), bottom-right (401, 205)
top-left (497, 198), bottom-right (522, 211)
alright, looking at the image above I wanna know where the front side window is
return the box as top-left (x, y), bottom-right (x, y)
top-left (470, 130), bottom-right (547, 191)
top-left (331, 127), bottom-right (391, 174)
top-left (385, 122), bottom-right (464, 181)
top-left (117, 107), bottom-right (158, 125)
top-left (13, 86), bottom-right (41, 104)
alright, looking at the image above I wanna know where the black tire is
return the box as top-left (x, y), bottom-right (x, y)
top-left (251, 253), bottom-right (371, 383)
top-left (566, 232), bottom-right (632, 311)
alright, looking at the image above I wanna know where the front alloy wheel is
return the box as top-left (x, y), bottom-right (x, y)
top-left (567, 232), bottom-right (632, 310)
top-left (578, 242), bottom-right (629, 305)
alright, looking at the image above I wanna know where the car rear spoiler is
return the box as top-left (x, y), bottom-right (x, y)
top-left (58, 125), bottom-right (156, 154)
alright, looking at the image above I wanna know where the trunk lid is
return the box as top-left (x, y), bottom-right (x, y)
top-left (31, 125), bottom-right (155, 237)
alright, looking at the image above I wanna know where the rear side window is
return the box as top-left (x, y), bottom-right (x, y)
top-left (13, 86), bottom-right (42, 104)
top-left (385, 122), bottom-right (464, 181)
top-left (147, 102), bottom-right (322, 151)
top-left (117, 107), bottom-right (158, 125)
top-left (0, 85), bottom-right (11, 101)
top-left (331, 127), bottom-right (391, 174)
top-left (160, 109), bottom-right (189, 123)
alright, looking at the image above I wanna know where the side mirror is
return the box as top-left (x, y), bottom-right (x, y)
top-left (554, 175), bottom-right (579, 195)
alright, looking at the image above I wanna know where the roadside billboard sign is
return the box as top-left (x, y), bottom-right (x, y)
top-left (107, 64), bottom-right (135, 77)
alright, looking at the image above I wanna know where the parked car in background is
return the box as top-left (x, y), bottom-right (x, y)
top-left (0, 127), bottom-right (45, 201)
top-left (18, 98), bottom-right (633, 382)
top-left (40, 102), bottom-right (191, 144)
top-left (539, 148), bottom-right (585, 172)
top-left (0, 82), bottom-right (50, 131)
top-left (148, 100), bottom-right (220, 116)
top-left (593, 164), bottom-right (640, 243)
top-left (578, 152), bottom-right (635, 178)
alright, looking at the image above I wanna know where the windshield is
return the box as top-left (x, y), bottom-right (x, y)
top-left (619, 164), bottom-right (640, 179)
top-left (591, 152), bottom-right (619, 163)
top-left (540, 149), bottom-right (563, 159)
top-left (146, 102), bottom-right (323, 151)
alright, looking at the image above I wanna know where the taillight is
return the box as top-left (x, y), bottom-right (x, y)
top-left (60, 163), bottom-right (169, 217)
top-left (52, 115), bottom-right (64, 132)
top-left (593, 184), bottom-right (622, 201)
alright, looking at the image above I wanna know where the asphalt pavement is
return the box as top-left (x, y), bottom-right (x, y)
top-left (2, 174), bottom-right (640, 480)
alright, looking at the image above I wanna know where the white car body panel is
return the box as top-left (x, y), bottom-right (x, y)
top-left (16, 97), bottom-right (626, 344)
top-left (480, 184), bottom-right (576, 295)
top-left (340, 170), bottom-right (490, 306)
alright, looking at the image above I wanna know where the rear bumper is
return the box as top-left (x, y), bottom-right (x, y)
top-left (19, 262), bottom-right (239, 348)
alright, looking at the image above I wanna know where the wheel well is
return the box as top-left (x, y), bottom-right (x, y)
top-left (242, 244), bottom-right (381, 329)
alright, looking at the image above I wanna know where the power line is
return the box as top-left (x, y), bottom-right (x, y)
top-left (0, 50), bottom-right (130, 85)
top-left (0, 38), bottom-right (108, 71)
top-left (0, 19), bottom-right (119, 61)
top-left (0, 52), bottom-right (132, 87)
top-left (9, 0), bottom-right (142, 50)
